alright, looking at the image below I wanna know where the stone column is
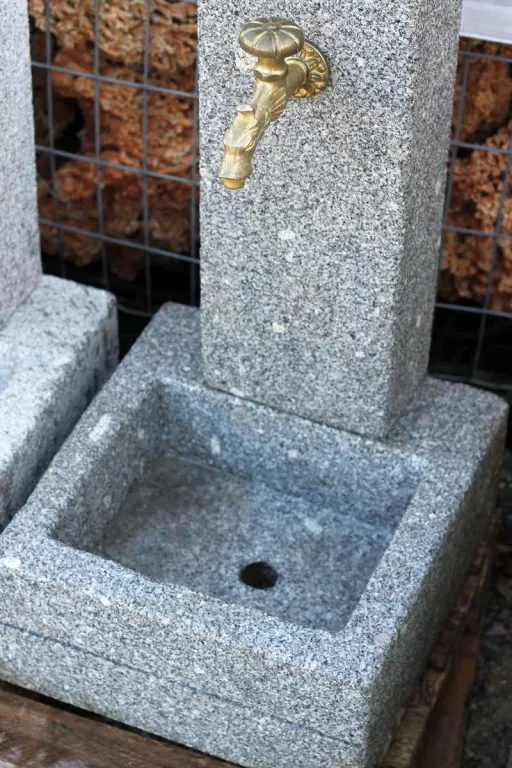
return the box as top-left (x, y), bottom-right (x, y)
top-left (199, 0), bottom-right (462, 438)
top-left (0, 0), bottom-right (41, 324)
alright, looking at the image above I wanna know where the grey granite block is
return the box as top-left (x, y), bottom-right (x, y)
top-left (0, 275), bottom-right (118, 528)
top-left (0, 0), bottom-right (41, 322)
top-left (199, 0), bottom-right (462, 438)
top-left (0, 303), bottom-right (505, 768)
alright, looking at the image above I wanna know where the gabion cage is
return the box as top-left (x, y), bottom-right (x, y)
top-left (431, 38), bottom-right (512, 394)
top-left (31, 6), bottom-right (512, 388)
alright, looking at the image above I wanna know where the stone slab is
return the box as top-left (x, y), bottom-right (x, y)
top-left (199, 0), bottom-right (462, 437)
top-left (0, 304), bottom-right (505, 768)
top-left (0, 0), bottom-right (41, 322)
top-left (0, 275), bottom-right (118, 527)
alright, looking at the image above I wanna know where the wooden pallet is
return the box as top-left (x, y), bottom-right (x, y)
top-left (0, 513), bottom-right (498, 768)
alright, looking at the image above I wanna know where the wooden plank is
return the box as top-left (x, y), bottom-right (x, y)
top-left (380, 668), bottom-right (450, 768)
top-left (0, 682), bottom-right (234, 768)
top-left (415, 617), bottom-right (484, 768)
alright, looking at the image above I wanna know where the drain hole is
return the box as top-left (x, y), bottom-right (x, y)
top-left (239, 561), bottom-right (278, 590)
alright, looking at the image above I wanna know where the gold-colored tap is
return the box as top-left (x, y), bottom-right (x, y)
top-left (219, 18), bottom-right (328, 190)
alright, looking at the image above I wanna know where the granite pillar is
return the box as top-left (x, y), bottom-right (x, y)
top-left (199, 0), bottom-right (462, 437)
top-left (0, 0), bottom-right (41, 323)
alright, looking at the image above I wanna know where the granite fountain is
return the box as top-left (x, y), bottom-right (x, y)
top-left (0, 2), bottom-right (506, 768)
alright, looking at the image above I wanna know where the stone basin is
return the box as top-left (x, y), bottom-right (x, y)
top-left (0, 304), bottom-right (506, 768)
top-left (0, 276), bottom-right (117, 528)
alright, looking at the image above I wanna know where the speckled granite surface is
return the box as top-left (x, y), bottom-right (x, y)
top-left (0, 276), bottom-right (118, 528)
top-left (0, 0), bottom-right (41, 322)
top-left (0, 304), bottom-right (505, 768)
top-left (93, 454), bottom-right (393, 632)
top-left (199, 0), bottom-right (463, 438)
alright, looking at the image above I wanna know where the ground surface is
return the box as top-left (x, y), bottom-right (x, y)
top-left (462, 453), bottom-right (512, 768)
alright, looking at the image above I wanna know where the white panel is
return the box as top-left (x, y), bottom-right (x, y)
top-left (461, 0), bottom-right (512, 44)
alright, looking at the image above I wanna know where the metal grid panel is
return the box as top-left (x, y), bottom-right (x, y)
top-left (32, 13), bottom-right (512, 379)
top-left (32, 0), bottom-right (199, 348)
top-left (431, 41), bottom-right (512, 391)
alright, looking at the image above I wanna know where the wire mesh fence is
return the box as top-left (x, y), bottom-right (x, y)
top-left (31, 8), bottom-right (512, 378)
top-left (430, 38), bottom-right (512, 393)
top-left (30, 0), bottom-right (199, 348)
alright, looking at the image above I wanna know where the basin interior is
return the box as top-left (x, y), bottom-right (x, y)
top-left (55, 381), bottom-right (423, 632)
top-left (96, 453), bottom-right (396, 632)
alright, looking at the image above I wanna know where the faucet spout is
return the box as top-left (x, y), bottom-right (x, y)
top-left (219, 19), bottom-right (328, 190)
top-left (220, 104), bottom-right (262, 190)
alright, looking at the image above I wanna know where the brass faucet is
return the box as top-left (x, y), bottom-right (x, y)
top-left (220, 18), bottom-right (328, 190)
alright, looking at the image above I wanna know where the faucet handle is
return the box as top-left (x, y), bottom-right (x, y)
top-left (239, 18), bottom-right (304, 60)
top-left (220, 18), bottom-right (328, 189)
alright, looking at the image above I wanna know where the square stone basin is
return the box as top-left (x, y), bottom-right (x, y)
top-left (0, 304), bottom-right (506, 768)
